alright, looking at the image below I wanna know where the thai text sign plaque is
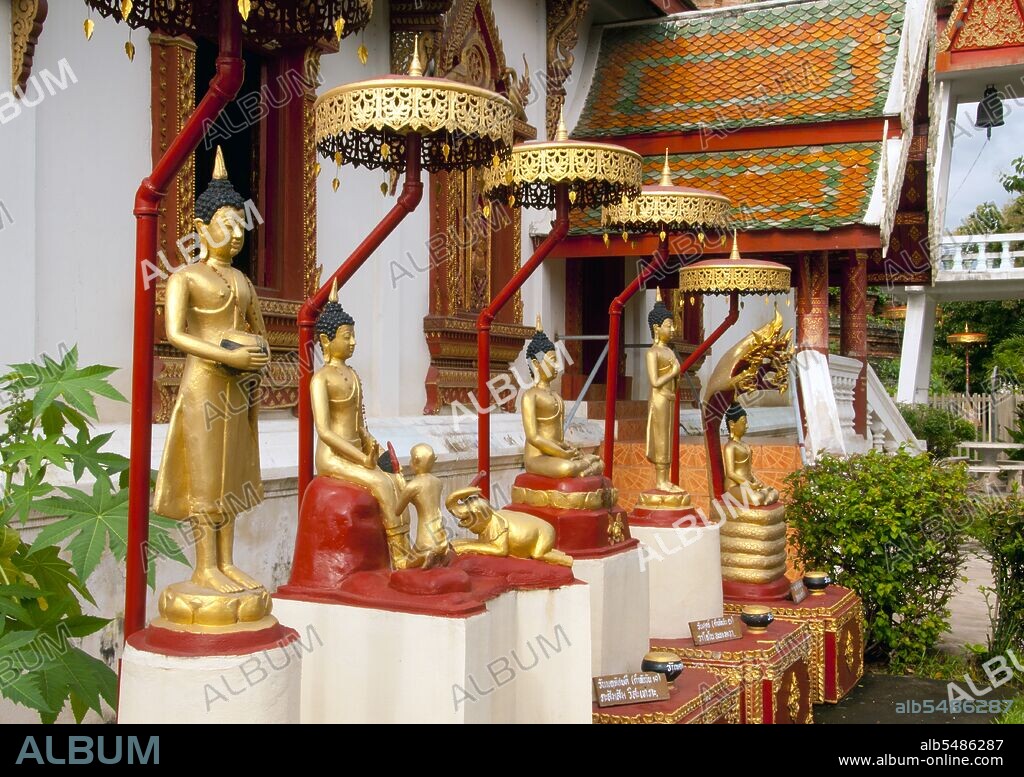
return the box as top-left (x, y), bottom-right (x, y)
top-left (689, 615), bottom-right (743, 646)
top-left (593, 672), bottom-right (670, 708)
top-left (790, 579), bottom-right (809, 604)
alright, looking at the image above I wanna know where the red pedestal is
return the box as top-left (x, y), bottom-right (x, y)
top-left (592, 667), bottom-right (741, 724)
top-left (725, 585), bottom-right (864, 704)
top-left (505, 473), bottom-right (638, 559)
top-left (127, 622), bottom-right (299, 658)
top-left (630, 504), bottom-right (706, 529)
top-left (653, 620), bottom-right (814, 724)
top-left (276, 476), bottom-right (578, 618)
top-left (721, 577), bottom-right (793, 602)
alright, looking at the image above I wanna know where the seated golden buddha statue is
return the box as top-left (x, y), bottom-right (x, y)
top-left (722, 403), bottom-right (779, 507)
top-left (310, 282), bottom-right (423, 570)
top-left (520, 318), bottom-right (603, 479)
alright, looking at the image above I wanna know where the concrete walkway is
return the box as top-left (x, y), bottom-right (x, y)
top-left (940, 542), bottom-right (994, 653)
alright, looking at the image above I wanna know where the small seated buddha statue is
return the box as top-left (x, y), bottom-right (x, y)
top-left (310, 282), bottom-right (422, 570)
top-left (722, 402), bottom-right (779, 507)
top-left (520, 317), bottom-right (604, 479)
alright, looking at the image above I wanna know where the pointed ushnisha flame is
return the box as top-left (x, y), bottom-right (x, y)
top-left (213, 146), bottom-right (229, 181)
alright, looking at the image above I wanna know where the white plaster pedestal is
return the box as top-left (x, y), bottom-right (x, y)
top-left (118, 636), bottom-right (302, 724)
top-left (273, 581), bottom-right (592, 724)
top-left (572, 545), bottom-right (649, 675)
top-left (630, 522), bottom-right (723, 638)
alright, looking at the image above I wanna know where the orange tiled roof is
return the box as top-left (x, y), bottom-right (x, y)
top-left (574, 0), bottom-right (905, 138)
top-left (573, 144), bottom-right (881, 234)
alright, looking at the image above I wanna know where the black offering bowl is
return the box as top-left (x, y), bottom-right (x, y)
top-left (641, 650), bottom-right (684, 685)
top-left (740, 605), bottom-right (774, 633)
top-left (804, 571), bottom-right (831, 595)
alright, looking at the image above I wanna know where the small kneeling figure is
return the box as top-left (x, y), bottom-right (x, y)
top-left (446, 486), bottom-right (573, 567)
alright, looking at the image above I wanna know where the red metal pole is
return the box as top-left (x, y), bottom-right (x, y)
top-left (296, 135), bottom-right (424, 503)
top-left (679, 292), bottom-right (739, 375)
top-left (124, 0), bottom-right (244, 640)
top-left (602, 236), bottom-right (670, 479)
top-left (476, 183), bottom-right (570, 498)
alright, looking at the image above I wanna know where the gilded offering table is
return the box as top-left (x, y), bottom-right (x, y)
top-left (592, 666), bottom-right (741, 724)
top-left (653, 619), bottom-right (814, 724)
top-left (724, 585), bottom-right (864, 704)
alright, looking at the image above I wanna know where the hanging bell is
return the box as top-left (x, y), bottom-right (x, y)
top-left (976, 85), bottom-right (1004, 140)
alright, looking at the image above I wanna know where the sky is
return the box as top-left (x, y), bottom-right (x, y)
top-left (944, 96), bottom-right (1024, 231)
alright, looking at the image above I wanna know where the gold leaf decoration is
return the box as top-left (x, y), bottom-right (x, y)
top-left (508, 195), bottom-right (515, 208)
top-left (314, 162), bottom-right (321, 177)
top-left (84, 19), bottom-right (95, 41)
top-left (603, 233), bottom-right (610, 248)
top-left (483, 204), bottom-right (491, 219)
top-left (334, 151), bottom-right (343, 166)
top-left (357, 44), bottom-right (368, 65)
top-left (659, 229), bottom-right (667, 241)
top-left (332, 177), bottom-right (340, 192)
top-left (237, 0), bottom-right (251, 21)
top-left (569, 190), bottom-right (578, 205)
top-left (125, 40), bottom-right (136, 62)
top-left (121, 0), bottom-right (133, 20)
top-left (380, 144), bottom-right (390, 160)
top-left (442, 142), bottom-right (451, 161)
top-left (380, 182), bottom-right (388, 196)
top-left (335, 17), bottom-right (345, 41)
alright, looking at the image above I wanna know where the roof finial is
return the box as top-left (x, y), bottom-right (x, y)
top-left (535, 313), bottom-right (544, 332)
top-left (329, 277), bottom-right (339, 303)
top-left (213, 146), bottom-right (228, 181)
top-left (659, 148), bottom-right (673, 187)
top-left (730, 229), bottom-right (741, 261)
top-left (555, 107), bottom-right (569, 142)
top-left (409, 34), bottom-right (423, 77)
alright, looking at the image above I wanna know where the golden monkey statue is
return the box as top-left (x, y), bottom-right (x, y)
top-left (446, 486), bottom-right (573, 567)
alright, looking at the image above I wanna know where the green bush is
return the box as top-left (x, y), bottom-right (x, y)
top-left (970, 492), bottom-right (1024, 658)
top-left (786, 451), bottom-right (971, 669)
top-left (898, 403), bottom-right (976, 459)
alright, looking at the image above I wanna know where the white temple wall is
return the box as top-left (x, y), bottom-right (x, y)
top-left (0, 0), bottom-right (39, 369)
top-left (28, 7), bottom-right (150, 420)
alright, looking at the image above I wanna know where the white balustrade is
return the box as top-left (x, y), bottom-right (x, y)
top-left (939, 233), bottom-right (1024, 275)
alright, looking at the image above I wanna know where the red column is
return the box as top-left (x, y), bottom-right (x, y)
top-left (796, 252), bottom-right (829, 354)
top-left (840, 250), bottom-right (868, 435)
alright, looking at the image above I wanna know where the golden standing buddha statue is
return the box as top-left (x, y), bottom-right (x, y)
top-left (310, 282), bottom-right (422, 569)
top-left (636, 291), bottom-right (691, 511)
top-left (722, 403), bottom-right (779, 506)
top-left (521, 318), bottom-right (604, 479)
top-left (153, 148), bottom-right (273, 630)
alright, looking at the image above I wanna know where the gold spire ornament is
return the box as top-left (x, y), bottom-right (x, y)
top-left (659, 149), bottom-right (673, 187)
top-left (409, 34), bottom-right (424, 77)
top-left (555, 109), bottom-right (569, 142)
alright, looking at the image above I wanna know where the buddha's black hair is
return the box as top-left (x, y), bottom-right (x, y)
top-left (315, 301), bottom-right (355, 344)
top-left (196, 178), bottom-right (246, 223)
top-left (725, 402), bottom-right (747, 425)
top-left (648, 299), bottom-right (673, 335)
top-left (525, 327), bottom-right (557, 377)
